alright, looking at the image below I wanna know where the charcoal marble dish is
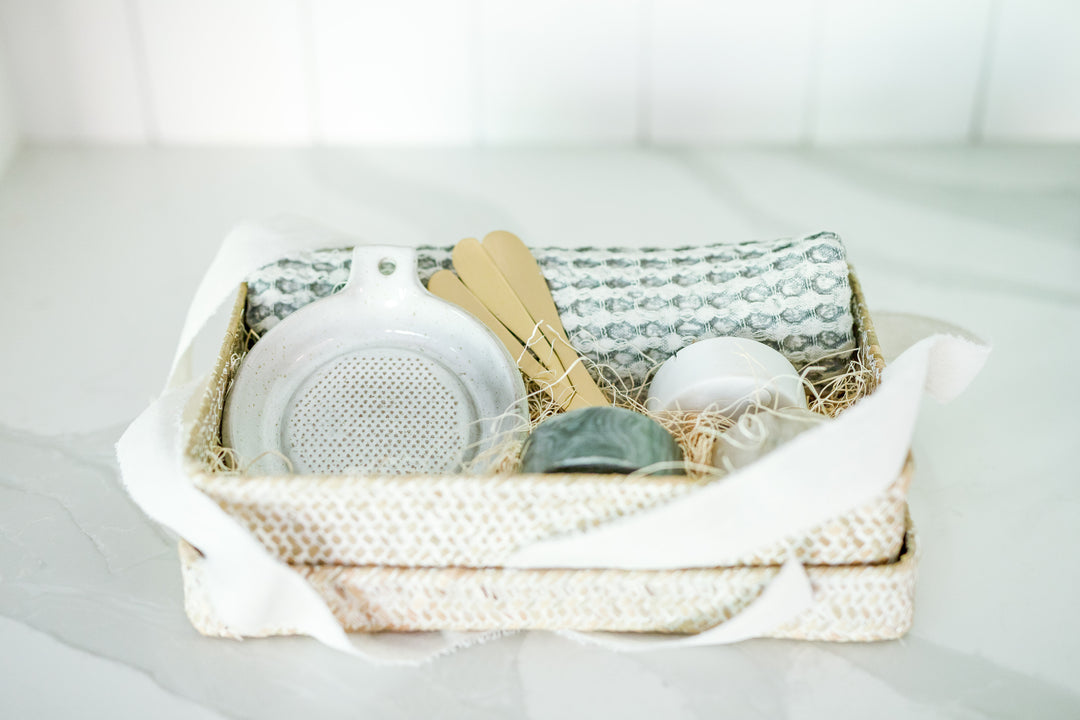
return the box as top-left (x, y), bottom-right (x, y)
top-left (520, 407), bottom-right (684, 476)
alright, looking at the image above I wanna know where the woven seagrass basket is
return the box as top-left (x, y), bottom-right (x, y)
top-left (180, 266), bottom-right (918, 639)
top-left (180, 517), bottom-right (916, 639)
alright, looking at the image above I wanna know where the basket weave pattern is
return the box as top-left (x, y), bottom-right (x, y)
top-left (180, 520), bottom-right (916, 639)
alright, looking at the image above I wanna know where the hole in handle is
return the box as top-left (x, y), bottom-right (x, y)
top-left (378, 258), bottom-right (397, 276)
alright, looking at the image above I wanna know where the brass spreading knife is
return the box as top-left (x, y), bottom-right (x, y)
top-left (451, 237), bottom-right (591, 411)
top-left (428, 269), bottom-right (576, 410)
top-left (482, 231), bottom-right (609, 407)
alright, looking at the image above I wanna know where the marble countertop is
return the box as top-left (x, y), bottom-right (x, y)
top-left (1, 146), bottom-right (1077, 718)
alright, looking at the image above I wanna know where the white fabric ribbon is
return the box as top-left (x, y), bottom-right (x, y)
top-left (115, 219), bottom-right (989, 663)
top-left (506, 332), bottom-right (987, 569)
top-left (564, 557), bottom-right (815, 651)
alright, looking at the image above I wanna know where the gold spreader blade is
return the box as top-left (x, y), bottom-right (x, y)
top-left (428, 270), bottom-right (575, 410)
top-left (451, 237), bottom-right (589, 411)
top-left (482, 230), bottom-right (609, 407)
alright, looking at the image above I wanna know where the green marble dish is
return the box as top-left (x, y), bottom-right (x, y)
top-left (520, 407), bottom-right (685, 476)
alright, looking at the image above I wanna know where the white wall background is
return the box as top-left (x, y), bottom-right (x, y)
top-left (0, 0), bottom-right (1077, 146)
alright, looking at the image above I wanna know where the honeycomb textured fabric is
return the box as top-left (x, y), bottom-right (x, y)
top-left (243, 232), bottom-right (856, 382)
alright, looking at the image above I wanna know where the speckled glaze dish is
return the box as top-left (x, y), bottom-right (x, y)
top-left (520, 406), bottom-right (684, 475)
top-left (222, 245), bottom-right (528, 476)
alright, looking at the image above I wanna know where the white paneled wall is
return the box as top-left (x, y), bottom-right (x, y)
top-left (649, 0), bottom-right (817, 144)
top-left (982, 0), bottom-right (1080, 141)
top-left (0, 0), bottom-right (145, 142)
top-left (814, 0), bottom-right (991, 143)
top-left (0, 0), bottom-right (1077, 146)
top-left (137, 0), bottom-right (309, 143)
top-left (480, 1), bottom-right (641, 144)
top-left (310, 0), bottom-right (476, 144)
